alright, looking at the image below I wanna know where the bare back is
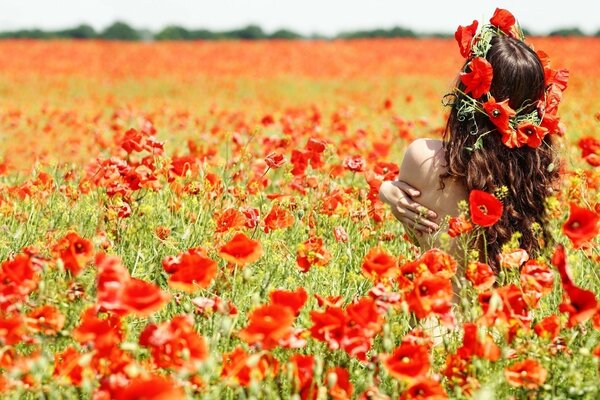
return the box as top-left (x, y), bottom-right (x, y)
top-left (399, 138), bottom-right (468, 249)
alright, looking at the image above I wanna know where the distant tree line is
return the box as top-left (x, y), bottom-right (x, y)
top-left (0, 21), bottom-right (598, 40)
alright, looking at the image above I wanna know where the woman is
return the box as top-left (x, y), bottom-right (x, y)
top-left (379, 9), bottom-right (565, 271)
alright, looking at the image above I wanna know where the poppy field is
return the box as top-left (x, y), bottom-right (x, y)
top-left (0, 37), bottom-right (599, 399)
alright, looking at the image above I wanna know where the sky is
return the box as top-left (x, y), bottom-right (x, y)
top-left (0, 0), bottom-right (598, 35)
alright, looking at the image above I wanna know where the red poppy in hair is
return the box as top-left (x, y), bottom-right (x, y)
top-left (468, 190), bottom-right (503, 227)
top-left (460, 57), bottom-right (493, 98)
top-left (516, 121), bottom-right (548, 149)
top-left (455, 20), bottom-right (478, 58)
top-left (489, 8), bottom-right (517, 37)
top-left (483, 97), bottom-right (516, 138)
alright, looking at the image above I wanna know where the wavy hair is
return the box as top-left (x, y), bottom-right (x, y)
top-left (441, 35), bottom-right (561, 270)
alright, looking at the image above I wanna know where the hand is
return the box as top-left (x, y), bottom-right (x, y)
top-left (379, 180), bottom-right (439, 233)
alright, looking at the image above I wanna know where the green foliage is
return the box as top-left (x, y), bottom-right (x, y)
top-left (549, 27), bottom-right (586, 37)
top-left (100, 21), bottom-right (141, 41)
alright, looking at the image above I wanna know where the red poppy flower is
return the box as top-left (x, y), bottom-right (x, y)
top-left (499, 248), bottom-right (529, 269)
top-left (483, 97), bottom-right (517, 138)
top-left (455, 20), bottom-right (478, 58)
top-left (343, 155), bottom-right (366, 172)
top-left (551, 244), bottom-right (573, 286)
top-left (460, 57), bottom-right (493, 98)
top-left (26, 305), bottom-right (65, 335)
top-left (139, 315), bottom-right (208, 370)
top-left (559, 284), bottom-right (598, 327)
top-left (121, 278), bottom-right (170, 316)
top-left (53, 347), bottom-right (85, 386)
top-left (114, 375), bottom-right (185, 400)
top-left (419, 249), bottom-right (458, 279)
top-left (400, 377), bottom-right (448, 400)
top-left (516, 121), bottom-right (548, 149)
top-left (309, 306), bottom-right (347, 350)
top-left (214, 208), bottom-right (246, 233)
top-left (0, 314), bottom-right (26, 345)
top-left (520, 259), bottom-right (554, 297)
top-left (73, 308), bottom-right (123, 355)
top-left (326, 367), bottom-right (353, 400)
top-left (264, 151), bottom-right (286, 169)
top-left (578, 136), bottom-right (600, 167)
top-left (241, 206), bottom-right (260, 228)
top-left (263, 204), bottom-right (295, 233)
top-left (469, 190), bottom-right (503, 227)
top-left (52, 232), bottom-right (94, 276)
top-left (269, 287), bottom-right (308, 315)
top-left (238, 304), bottom-right (295, 350)
top-left (466, 262), bottom-right (495, 291)
top-left (533, 314), bottom-right (561, 340)
top-left (219, 233), bottom-right (263, 266)
top-left (562, 203), bottom-right (599, 248)
top-left (504, 359), bottom-right (547, 389)
top-left (383, 341), bottom-right (430, 381)
top-left (489, 8), bottom-right (517, 37)
top-left (289, 354), bottom-right (316, 399)
top-left (361, 246), bottom-right (398, 281)
top-left (459, 323), bottom-right (501, 361)
top-left (221, 346), bottom-right (278, 387)
top-left (296, 236), bottom-right (331, 272)
top-left (373, 161), bottom-right (400, 181)
top-left (333, 226), bottom-right (349, 243)
top-left (346, 297), bottom-right (383, 336)
top-left (448, 214), bottom-right (473, 238)
top-left (168, 253), bottom-right (218, 293)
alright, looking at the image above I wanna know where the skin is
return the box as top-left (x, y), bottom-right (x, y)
top-left (379, 138), bottom-right (469, 249)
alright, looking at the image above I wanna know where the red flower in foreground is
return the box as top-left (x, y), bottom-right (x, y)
top-left (270, 287), bottom-right (308, 316)
top-left (455, 20), bottom-right (478, 58)
top-left (26, 305), bottom-right (65, 335)
top-left (221, 346), bottom-right (278, 387)
top-left (466, 262), bottom-right (495, 291)
top-left (120, 277), bottom-right (170, 317)
top-left (114, 375), bottom-right (185, 400)
top-left (139, 315), bottom-right (208, 370)
top-left (219, 233), bottom-right (263, 266)
top-left (167, 252), bottom-right (218, 293)
top-left (361, 246), bottom-right (398, 281)
top-left (504, 359), bottom-right (547, 389)
top-left (53, 232), bottom-right (93, 276)
top-left (562, 203), bottom-right (599, 248)
top-left (383, 341), bottom-right (430, 381)
top-left (447, 214), bottom-right (473, 238)
top-left (469, 190), bottom-right (503, 227)
top-left (343, 155), bottom-right (366, 172)
top-left (296, 236), bottom-right (331, 272)
top-left (400, 377), bottom-right (448, 400)
top-left (265, 151), bottom-right (286, 169)
top-left (53, 347), bottom-right (86, 386)
top-left (263, 204), bottom-right (295, 233)
top-left (214, 208), bottom-right (246, 233)
top-left (238, 304), bottom-right (295, 350)
top-left (460, 57), bottom-right (493, 98)
top-left (326, 367), bottom-right (353, 400)
top-left (534, 314), bottom-right (561, 340)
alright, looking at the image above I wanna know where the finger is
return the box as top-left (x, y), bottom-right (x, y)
top-left (397, 207), bottom-right (440, 231)
top-left (397, 198), bottom-right (437, 219)
top-left (393, 181), bottom-right (420, 197)
top-left (399, 217), bottom-right (432, 233)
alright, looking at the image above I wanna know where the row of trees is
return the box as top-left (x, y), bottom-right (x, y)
top-left (0, 22), bottom-right (597, 40)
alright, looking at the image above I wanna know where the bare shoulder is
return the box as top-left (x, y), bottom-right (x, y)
top-left (400, 138), bottom-right (447, 186)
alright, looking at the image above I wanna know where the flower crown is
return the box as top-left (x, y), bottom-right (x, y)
top-left (450, 8), bottom-right (569, 151)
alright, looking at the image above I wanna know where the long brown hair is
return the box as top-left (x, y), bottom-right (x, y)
top-left (441, 35), bottom-right (560, 270)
